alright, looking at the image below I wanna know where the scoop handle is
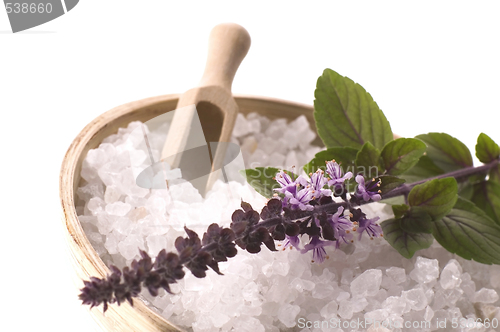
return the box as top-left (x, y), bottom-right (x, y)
top-left (198, 23), bottom-right (251, 91)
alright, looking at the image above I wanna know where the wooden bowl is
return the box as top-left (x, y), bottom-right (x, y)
top-left (59, 93), bottom-right (320, 331)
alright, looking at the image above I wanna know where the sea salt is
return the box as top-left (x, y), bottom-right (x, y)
top-left (76, 112), bottom-right (500, 331)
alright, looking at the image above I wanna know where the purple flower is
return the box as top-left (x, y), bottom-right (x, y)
top-left (354, 175), bottom-right (382, 202)
top-left (309, 170), bottom-right (332, 199)
top-left (356, 216), bottom-right (383, 240)
top-left (326, 161), bottom-right (353, 193)
top-left (282, 234), bottom-right (301, 250)
top-left (329, 206), bottom-right (354, 248)
top-left (285, 186), bottom-right (314, 211)
top-left (274, 170), bottom-right (308, 196)
top-left (300, 236), bottom-right (335, 263)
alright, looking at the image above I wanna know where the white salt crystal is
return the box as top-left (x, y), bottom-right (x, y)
top-left (474, 288), bottom-right (499, 303)
top-left (128, 149), bottom-right (147, 166)
top-left (96, 212), bottom-right (117, 235)
top-left (444, 287), bottom-right (464, 306)
top-left (232, 113), bottom-right (252, 137)
top-left (248, 119), bottom-right (261, 134)
top-left (381, 296), bottom-right (406, 316)
top-left (440, 259), bottom-right (462, 289)
top-left (386, 267), bottom-right (406, 284)
top-left (210, 310), bottom-right (230, 328)
top-left (352, 297), bottom-right (369, 313)
top-left (220, 282), bottom-right (242, 304)
top-left (232, 315), bottom-right (265, 332)
top-left (298, 129), bottom-right (316, 150)
top-left (341, 268), bottom-right (354, 285)
top-left (402, 288), bottom-right (428, 311)
top-left (337, 291), bottom-right (350, 302)
top-left (227, 260), bottom-right (253, 279)
top-left (312, 283), bottom-right (334, 299)
top-left (257, 137), bottom-right (279, 155)
top-left (104, 231), bottom-right (122, 255)
top-left (104, 185), bottom-right (121, 203)
top-left (267, 152), bottom-right (285, 168)
top-left (338, 300), bottom-right (353, 319)
top-left (105, 201), bottom-right (131, 216)
top-left (241, 282), bottom-right (259, 302)
top-left (367, 324), bottom-right (391, 332)
top-left (364, 308), bottom-right (389, 322)
top-left (285, 150), bottom-right (298, 168)
top-left (320, 300), bottom-right (338, 319)
top-left (195, 291), bottom-right (220, 313)
top-left (85, 148), bottom-right (109, 169)
top-left (249, 149), bottom-right (269, 167)
top-left (283, 130), bottom-right (300, 150)
top-left (410, 257), bottom-right (440, 284)
top-left (351, 269), bottom-right (382, 298)
top-left (146, 234), bottom-right (167, 256)
top-left (117, 234), bottom-right (144, 260)
top-left (277, 303), bottom-right (300, 328)
top-left (87, 197), bottom-right (105, 215)
top-left (424, 305), bottom-right (434, 321)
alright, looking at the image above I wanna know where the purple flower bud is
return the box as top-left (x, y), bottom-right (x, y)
top-left (309, 170), bottom-right (332, 199)
top-left (300, 236), bottom-right (335, 263)
top-left (329, 206), bottom-right (354, 248)
top-left (326, 161), bottom-right (353, 194)
top-left (356, 215), bottom-right (383, 240)
top-left (354, 175), bottom-right (382, 202)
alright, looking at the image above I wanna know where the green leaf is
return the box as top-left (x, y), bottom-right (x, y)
top-left (476, 133), bottom-right (500, 164)
top-left (400, 207), bottom-right (433, 234)
top-left (377, 175), bottom-right (406, 195)
top-left (240, 167), bottom-right (282, 199)
top-left (432, 197), bottom-right (500, 265)
top-left (392, 204), bottom-right (410, 219)
top-left (303, 147), bottom-right (358, 174)
top-left (470, 180), bottom-right (500, 225)
top-left (416, 133), bottom-right (473, 172)
top-left (408, 177), bottom-right (458, 221)
top-left (490, 164), bottom-right (500, 184)
top-left (381, 218), bottom-right (434, 259)
top-left (399, 155), bottom-right (444, 183)
top-left (355, 142), bottom-right (383, 178)
top-left (381, 138), bottom-right (426, 175)
top-left (314, 69), bottom-right (393, 150)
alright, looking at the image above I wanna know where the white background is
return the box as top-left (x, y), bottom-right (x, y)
top-left (1, 1), bottom-right (500, 331)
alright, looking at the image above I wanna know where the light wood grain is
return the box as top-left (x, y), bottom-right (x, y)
top-left (161, 23), bottom-right (251, 196)
top-left (60, 93), bottom-right (318, 332)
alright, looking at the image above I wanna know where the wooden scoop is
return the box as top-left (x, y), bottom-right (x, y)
top-left (161, 23), bottom-right (251, 196)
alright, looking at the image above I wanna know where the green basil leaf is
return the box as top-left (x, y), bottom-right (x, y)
top-left (470, 180), bottom-right (500, 225)
top-left (476, 133), bottom-right (500, 164)
top-left (432, 197), bottom-right (500, 265)
top-left (355, 142), bottom-right (383, 178)
top-left (392, 204), bottom-right (410, 219)
top-left (240, 167), bottom-right (282, 199)
top-left (381, 138), bottom-right (426, 175)
top-left (376, 175), bottom-right (406, 195)
top-left (416, 133), bottom-right (473, 172)
top-left (490, 164), bottom-right (500, 184)
top-left (399, 155), bottom-right (444, 183)
top-left (408, 177), bottom-right (458, 221)
top-left (314, 69), bottom-right (393, 150)
top-left (381, 218), bottom-right (434, 259)
top-left (303, 147), bottom-right (358, 175)
top-left (400, 207), bottom-right (433, 234)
